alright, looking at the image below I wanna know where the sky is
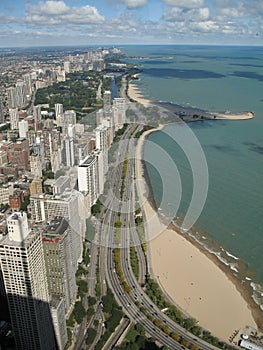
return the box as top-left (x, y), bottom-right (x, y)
top-left (0, 0), bottom-right (262, 47)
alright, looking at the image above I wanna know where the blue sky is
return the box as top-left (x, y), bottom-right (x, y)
top-left (0, 0), bottom-right (262, 47)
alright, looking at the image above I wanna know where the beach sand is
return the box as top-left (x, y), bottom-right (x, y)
top-left (214, 112), bottom-right (255, 120)
top-left (135, 126), bottom-right (261, 343)
top-left (128, 81), bottom-right (152, 107)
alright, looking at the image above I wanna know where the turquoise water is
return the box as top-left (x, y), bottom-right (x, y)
top-left (122, 45), bottom-right (263, 309)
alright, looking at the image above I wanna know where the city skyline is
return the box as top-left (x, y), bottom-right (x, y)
top-left (0, 0), bottom-right (263, 48)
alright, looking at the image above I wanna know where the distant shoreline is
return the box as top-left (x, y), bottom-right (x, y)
top-left (128, 78), bottom-right (255, 122)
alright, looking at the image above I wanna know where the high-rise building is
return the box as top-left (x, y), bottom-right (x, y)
top-left (23, 73), bottom-right (33, 96)
top-left (113, 97), bottom-right (126, 130)
top-left (29, 178), bottom-right (43, 195)
top-left (15, 81), bottom-right (27, 108)
top-left (95, 125), bottom-right (108, 177)
top-left (103, 91), bottom-right (112, 112)
top-left (0, 212), bottom-right (57, 350)
top-left (55, 103), bottom-right (63, 123)
top-left (54, 176), bottom-right (71, 195)
top-left (7, 87), bottom-right (17, 109)
top-left (42, 217), bottom-right (77, 314)
top-left (64, 61), bottom-right (71, 74)
top-left (78, 155), bottom-right (99, 206)
top-left (29, 189), bottom-right (85, 257)
top-left (10, 138), bottom-right (30, 171)
top-left (30, 154), bottom-right (43, 178)
top-left (9, 108), bottom-right (19, 130)
top-left (50, 295), bottom-right (68, 350)
top-left (33, 105), bottom-right (42, 131)
top-left (0, 94), bottom-right (5, 123)
top-left (18, 119), bottom-right (29, 138)
top-left (61, 135), bottom-right (75, 167)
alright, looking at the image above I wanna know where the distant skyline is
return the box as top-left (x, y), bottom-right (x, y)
top-left (0, 0), bottom-right (262, 48)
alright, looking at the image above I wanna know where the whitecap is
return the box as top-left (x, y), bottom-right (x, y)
top-left (225, 251), bottom-right (239, 260)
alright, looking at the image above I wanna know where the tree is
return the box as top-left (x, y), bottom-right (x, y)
top-left (153, 319), bottom-right (162, 328)
top-left (85, 328), bottom-right (97, 345)
top-left (184, 318), bottom-right (196, 330)
top-left (181, 338), bottom-right (190, 348)
top-left (162, 325), bottom-right (170, 335)
top-left (73, 301), bottom-right (86, 324)
top-left (88, 296), bottom-right (96, 306)
top-left (134, 323), bottom-right (145, 336)
top-left (171, 332), bottom-right (180, 341)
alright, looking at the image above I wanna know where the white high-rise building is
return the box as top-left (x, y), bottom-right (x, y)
top-left (78, 156), bottom-right (99, 206)
top-left (55, 103), bottom-right (63, 123)
top-left (18, 119), bottom-right (29, 138)
top-left (9, 108), bottom-right (19, 130)
top-left (64, 61), bottom-right (71, 74)
top-left (0, 212), bottom-right (57, 350)
top-left (95, 125), bottom-right (108, 177)
top-left (94, 149), bottom-right (104, 196)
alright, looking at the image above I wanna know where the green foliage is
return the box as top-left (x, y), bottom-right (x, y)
top-left (76, 265), bottom-right (87, 278)
top-left (73, 301), bottom-right (86, 324)
top-left (105, 308), bottom-right (122, 332)
top-left (85, 328), bottom-right (97, 345)
top-left (91, 199), bottom-right (102, 216)
top-left (20, 194), bottom-right (30, 212)
top-left (34, 71), bottom-right (102, 112)
top-left (130, 246), bottom-right (139, 279)
top-left (88, 296), bottom-right (96, 306)
top-left (87, 307), bottom-right (94, 317)
top-left (95, 281), bottom-right (101, 298)
top-left (78, 280), bottom-right (88, 295)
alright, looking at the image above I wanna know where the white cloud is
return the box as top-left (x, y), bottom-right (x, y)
top-left (0, 13), bottom-right (17, 24)
top-left (25, 0), bottom-right (105, 25)
top-left (163, 7), bottom-right (210, 22)
top-left (161, 0), bottom-right (205, 9)
top-left (121, 0), bottom-right (148, 9)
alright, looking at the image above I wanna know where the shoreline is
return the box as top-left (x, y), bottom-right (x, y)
top-left (127, 79), bottom-right (153, 107)
top-left (128, 78), bottom-right (255, 121)
top-left (135, 125), bottom-right (262, 342)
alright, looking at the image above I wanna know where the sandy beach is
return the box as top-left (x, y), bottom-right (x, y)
top-left (214, 111), bottom-right (255, 120)
top-left (135, 126), bottom-right (261, 343)
top-left (127, 80), bottom-right (152, 107)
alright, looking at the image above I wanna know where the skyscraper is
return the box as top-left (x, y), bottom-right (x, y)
top-left (42, 217), bottom-right (77, 314)
top-left (103, 90), bottom-right (112, 112)
top-left (29, 189), bottom-right (85, 260)
top-left (78, 155), bottom-right (99, 206)
top-left (9, 108), bottom-right (19, 130)
top-left (0, 212), bottom-right (57, 350)
top-left (95, 125), bottom-right (108, 178)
